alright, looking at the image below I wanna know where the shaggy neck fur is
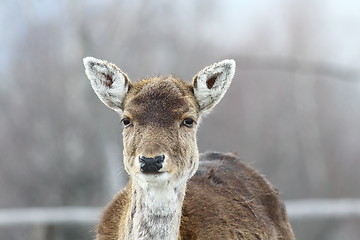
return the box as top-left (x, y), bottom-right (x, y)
top-left (125, 178), bottom-right (187, 240)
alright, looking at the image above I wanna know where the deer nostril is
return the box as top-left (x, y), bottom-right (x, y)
top-left (154, 154), bottom-right (165, 164)
top-left (139, 155), bottom-right (149, 164)
top-left (139, 155), bottom-right (165, 163)
top-left (139, 155), bottom-right (165, 173)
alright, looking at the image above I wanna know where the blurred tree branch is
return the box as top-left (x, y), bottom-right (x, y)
top-left (235, 56), bottom-right (359, 82)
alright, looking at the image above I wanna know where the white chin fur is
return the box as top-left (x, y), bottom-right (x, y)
top-left (136, 172), bottom-right (171, 188)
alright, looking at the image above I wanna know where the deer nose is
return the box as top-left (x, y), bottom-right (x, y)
top-left (139, 155), bottom-right (165, 173)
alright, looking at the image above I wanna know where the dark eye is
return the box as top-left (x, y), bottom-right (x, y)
top-left (121, 117), bottom-right (132, 127)
top-left (182, 118), bottom-right (194, 128)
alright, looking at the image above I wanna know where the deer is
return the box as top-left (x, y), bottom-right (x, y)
top-left (83, 57), bottom-right (295, 240)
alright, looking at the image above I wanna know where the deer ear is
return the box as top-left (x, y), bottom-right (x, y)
top-left (192, 59), bottom-right (236, 114)
top-left (83, 57), bottom-right (131, 112)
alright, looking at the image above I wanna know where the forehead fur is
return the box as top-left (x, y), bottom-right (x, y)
top-left (124, 76), bottom-right (199, 126)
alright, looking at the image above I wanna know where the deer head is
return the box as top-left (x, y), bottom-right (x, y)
top-left (83, 57), bottom-right (235, 188)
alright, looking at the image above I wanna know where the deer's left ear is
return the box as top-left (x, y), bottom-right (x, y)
top-left (192, 59), bottom-right (236, 114)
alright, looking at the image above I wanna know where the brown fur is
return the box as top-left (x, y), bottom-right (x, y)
top-left (121, 77), bottom-right (200, 181)
top-left (181, 152), bottom-right (294, 239)
top-left (98, 152), bottom-right (294, 240)
top-left (96, 77), bottom-right (294, 240)
top-left (83, 58), bottom-right (295, 240)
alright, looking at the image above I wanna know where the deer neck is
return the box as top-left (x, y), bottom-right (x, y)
top-left (124, 177), bottom-right (187, 240)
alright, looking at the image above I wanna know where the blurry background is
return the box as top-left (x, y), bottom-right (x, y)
top-left (1, 0), bottom-right (360, 239)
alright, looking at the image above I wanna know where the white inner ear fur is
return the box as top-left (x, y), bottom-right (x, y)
top-left (83, 57), bottom-right (130, 112)
top-left (193, 59), bottom-right (236, 114)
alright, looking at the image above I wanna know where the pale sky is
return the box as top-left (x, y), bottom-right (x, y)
top-left (1, 0), bottom-right (360, 75)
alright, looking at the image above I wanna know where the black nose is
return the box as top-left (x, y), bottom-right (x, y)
top-left (139, 155), bottom-right (165, 173)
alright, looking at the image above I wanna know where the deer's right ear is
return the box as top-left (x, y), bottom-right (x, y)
top-left (83, 57), bottom-right (131, 112)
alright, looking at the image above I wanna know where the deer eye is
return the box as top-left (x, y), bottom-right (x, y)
top-left (121, 117), bottom-right (132, 128)
top-left (181, 118), bottom-right (195, 128)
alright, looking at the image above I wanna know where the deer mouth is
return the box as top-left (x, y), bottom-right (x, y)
top-left (137, 171), bottom-right (170, 185)
top-left (141, 171), bottom-right (164, 175)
